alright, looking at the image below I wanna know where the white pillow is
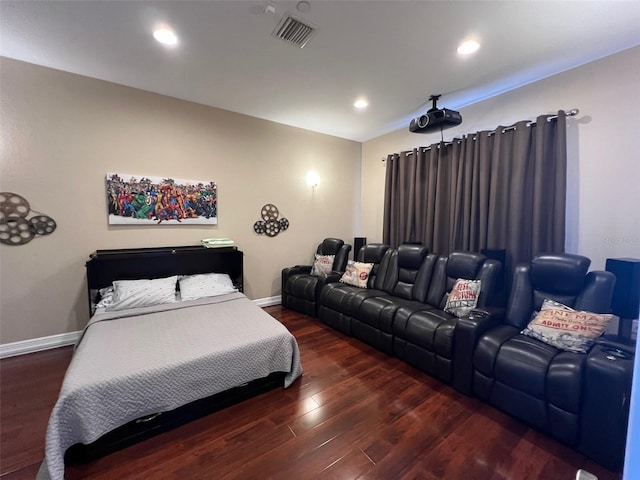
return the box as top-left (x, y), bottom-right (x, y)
top-left (179, 273), bottom-right (238, 301)
top-left (310, 254), bottom-right (335, 278)
top-left (339, 260), bottom-right (374, 288)
top-left (521, 298), bottom-right (613, 353)
top-left (107, 275), bottom-right (178, 311)
top-left (443, 279), bottom-right (481, 318)
top-left (95, 286), bottom-right (115, 308)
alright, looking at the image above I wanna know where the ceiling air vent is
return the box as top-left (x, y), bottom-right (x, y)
top-left (271, 12), bottom-right (317, 48)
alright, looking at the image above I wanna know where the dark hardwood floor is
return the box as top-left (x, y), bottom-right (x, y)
top-left (1, 306), bottom-right (622, 479)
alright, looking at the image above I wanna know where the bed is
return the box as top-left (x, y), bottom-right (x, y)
top-left (37, 245), bottom-right (303, 480)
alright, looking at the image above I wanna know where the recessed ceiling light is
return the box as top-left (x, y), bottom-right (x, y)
top-left (457, 39), bottom-right (480, 55)
top-left (354, 98), bottom-right (369, 110)
top-left (153, 28), bottom-right (178, 46)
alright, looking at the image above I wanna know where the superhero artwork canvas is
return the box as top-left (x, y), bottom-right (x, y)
top-left (106, 173), bottom-right (217, 225)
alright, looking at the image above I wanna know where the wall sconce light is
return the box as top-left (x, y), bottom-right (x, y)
top-left (306, 171), bottom-right (320, 188)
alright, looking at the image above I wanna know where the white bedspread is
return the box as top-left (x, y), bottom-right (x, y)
top-left (37, 292), bottom-right (302, 480)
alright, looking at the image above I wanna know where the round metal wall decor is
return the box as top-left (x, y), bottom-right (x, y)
top-left (264, 219), bottom-right (280, 237)
top-left (0, 218), bottom-right (35, 246)
top-left (0, 192), bottom-right (57, 246)
top-left (260, 203), bottom-right (279, 221)
top-left (0, 192), bottom-right (30, 222)
top-left (253, 220), bottom-right (266, 234)
top-left (29, 215), bottom-right (57, 236)
top-left (253, 204), bottom-right (289, 238)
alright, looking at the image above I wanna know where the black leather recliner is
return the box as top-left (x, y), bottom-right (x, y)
top-left (392, 251), bottom-right (502, 391)
top-left (349, 244), bottom-right (432, 354)
top-left (470, 253), bottom-right (628, 470)
top-left (317, 243), bottom-right (391, 335)
top-left (281, 238), bottom-right (351, 316)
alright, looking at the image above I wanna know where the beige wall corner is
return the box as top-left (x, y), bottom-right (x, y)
top-left (0, 58), bottom-right (360, 343)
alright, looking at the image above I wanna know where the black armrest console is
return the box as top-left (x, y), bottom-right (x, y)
top-left (595, 334), bottom-right (636, 357)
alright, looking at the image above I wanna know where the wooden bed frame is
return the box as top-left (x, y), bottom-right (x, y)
top-left (66, 245), bottom-right (285, 465)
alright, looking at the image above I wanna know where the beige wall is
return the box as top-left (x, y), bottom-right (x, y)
top-left (0, 58), bottom-right (361, 343)
top-left (361, 46), bottom-right (640, 273)
top-left (3, 46), bottom-right (640, 344)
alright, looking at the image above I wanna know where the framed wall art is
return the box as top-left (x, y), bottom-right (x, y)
top-left (106, 173), bottom-right (217, 225)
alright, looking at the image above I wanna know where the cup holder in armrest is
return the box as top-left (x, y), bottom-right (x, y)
top-left (468, 309), bottom-right (489, 320)
top-left (595, 335), bottom-right (635, 356)
top-left (602, 348), bottom-right (632, 360)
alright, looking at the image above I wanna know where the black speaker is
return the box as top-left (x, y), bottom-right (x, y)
top-left (606, 258), bottom-right (640, 320)
top-left (481, 248), bottom-right (506, 265)
top-left (482, 248), bottom-right (507, 306)
top-left (354, 237), bottom-right (366, 261)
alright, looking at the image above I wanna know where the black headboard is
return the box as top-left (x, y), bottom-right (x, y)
top-left (85, 245), bottom-right (243, 313)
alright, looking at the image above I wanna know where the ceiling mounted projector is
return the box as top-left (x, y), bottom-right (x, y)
top-left (409, 94), bottom-right (462, 134)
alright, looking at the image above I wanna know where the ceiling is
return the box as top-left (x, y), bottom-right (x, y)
top-left (2, 1), bottom-right (640, 142)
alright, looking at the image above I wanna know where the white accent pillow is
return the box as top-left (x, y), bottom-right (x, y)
top-left (107, 275), bottom-right (178, 311)
top-left (340, 260), bottom-right (374, 288)
top-left (95, 286), bottom-right (115, 308)
top-left (311, 254), bottom-right (335, 278)
top-left (179, 273), bottom-right (238, 301)
top-left (521, 298), bottom-right (613, 353)
top-left (444, 279), bottom-right (481, 318)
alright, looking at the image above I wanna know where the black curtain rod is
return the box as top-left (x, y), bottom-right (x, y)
top-left (387, 108), bottom-right (579, 159)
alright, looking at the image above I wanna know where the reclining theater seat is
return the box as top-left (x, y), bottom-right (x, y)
top-left (317, 243), bottom-right (391, 335)
top-left (392, 251), bottom-right (502, 390)
top-left (471, 253), bottom-right (627, 469)
top-left (350, 244), bottom-right (433, 354)
top-left (281, 238), bottom-right (351, 316)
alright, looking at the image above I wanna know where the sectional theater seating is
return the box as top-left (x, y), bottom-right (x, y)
top-left (281, 238), bottom-right (351, 316)
top-left (296, 245), bottom-right (632, 470)
top-left (317, 243), bottom-right (391, 335)
top-left (349, 244), bottom-right (434, 354)
top-left (318, 244), bottom-right (502, 393)
top-left (391, 251), bottom-right (501, 390)
top-left (471, 253), bottom-right (631, 470)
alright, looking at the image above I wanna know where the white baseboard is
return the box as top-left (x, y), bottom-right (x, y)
top-left (0, 295), bottom-right (283, 359)
top-left (0, 330), bottom-right (82, 359)
top-left (253, 295), bottom-right (282, 307)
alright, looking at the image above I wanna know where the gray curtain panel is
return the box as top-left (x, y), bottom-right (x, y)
top-left (383, 111), bottom-right (567, 278)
